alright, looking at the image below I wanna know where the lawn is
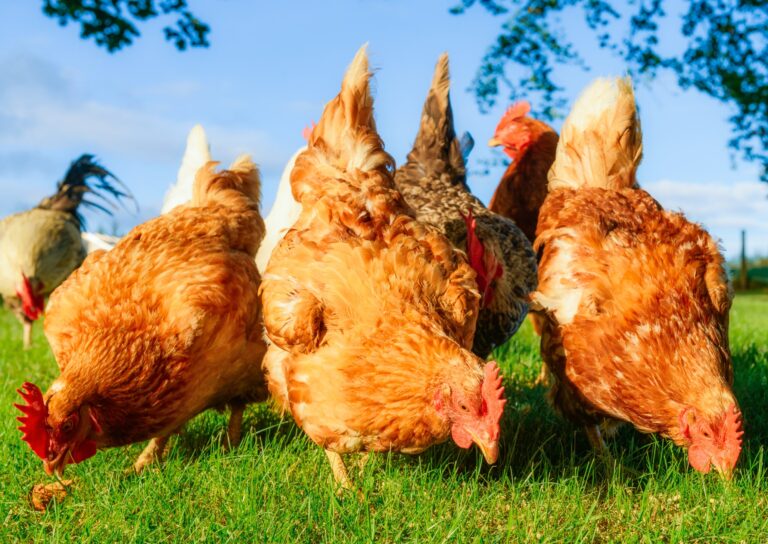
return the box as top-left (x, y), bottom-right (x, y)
top-left (1, 294), bottom-right (767, 542)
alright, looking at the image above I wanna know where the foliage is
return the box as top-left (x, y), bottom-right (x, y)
top-left (41, 0), bottom-right (209, 52)
top-left (2, 295), bottom-right (768, 541)
top-left (450, 0), bottom-right (768, 182)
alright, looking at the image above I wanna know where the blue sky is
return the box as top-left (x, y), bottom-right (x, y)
top-left (1, 0), bottom-right (765, 258)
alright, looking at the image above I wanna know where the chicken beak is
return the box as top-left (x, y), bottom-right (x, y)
top-left (488, 137), bottom-right (502, 148)
top-left (470, 430), bottom-right (499, 464)
top-left (44, 449), bottom-right (69, 477)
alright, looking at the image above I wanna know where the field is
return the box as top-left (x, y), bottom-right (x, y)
top-left (1, 294), bottom-right (767, 543)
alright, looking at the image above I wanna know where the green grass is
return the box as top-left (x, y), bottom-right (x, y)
top-left (1, 295), bottom-right (767, 542)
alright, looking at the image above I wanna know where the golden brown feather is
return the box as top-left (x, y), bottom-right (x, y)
top-left (261, 47), bottom-right (506, 488)
top-left (532, 77), bottom-right (742, 478)
top-left (18, 157), bottom-right (268, 475)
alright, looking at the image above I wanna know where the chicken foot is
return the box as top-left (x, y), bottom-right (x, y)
top-left (585, 424), bottom-right (608, 452)
top-left (133, 435), bottom-right (171, 473)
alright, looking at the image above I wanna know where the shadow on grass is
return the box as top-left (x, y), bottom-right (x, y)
top-left (137, 322), bottom-right (767, 488)
top-left (732, 341), bottom-right (768, 453)
top-left (408, 333), bottom-right (768, 489)
top-left (149, 402), bottom-right (306, 466)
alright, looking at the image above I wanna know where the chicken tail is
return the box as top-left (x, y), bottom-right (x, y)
top-left (37, 154), bottom-right (136, 228)
top-left (403, 53), bottom-right (469, 181)
top-left (162, 124), bottom-right (212, 214)
top-left (192, 155), bottom-right (262, 211)
top-left (291, 44), bottom-right (394, 203)
top-left (548, 77), bottom-right (642, 191)
top-left (193, 156), bottom-right (265, 256)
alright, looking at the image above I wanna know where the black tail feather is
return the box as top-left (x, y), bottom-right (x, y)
top-left (402, 53), bottom-right (468, 185)
top-left (37, 154), bottom-right (137, 227)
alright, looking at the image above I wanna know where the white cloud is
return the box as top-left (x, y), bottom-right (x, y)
top-left (0, 53), bottom-right (293, 228)
top-left (643, 179), bottom-right (768, 258)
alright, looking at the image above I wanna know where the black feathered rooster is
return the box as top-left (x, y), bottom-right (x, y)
top-left (0, 155), bottom-right (134, 348)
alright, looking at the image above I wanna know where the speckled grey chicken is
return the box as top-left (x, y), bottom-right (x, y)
top-left (0, 155), bottom-right (132, 348)
top-left (394, 54), bottom-right (537, 357)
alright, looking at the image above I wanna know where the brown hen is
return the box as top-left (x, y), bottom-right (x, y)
top-left (260, 46), bottom-right (506, 489)
top-left (15, 157), bottom-right (268, 475)
top-left (532, 77), bottom-right (742, 478)
top-left (488, 102), bottom-right (558, 245)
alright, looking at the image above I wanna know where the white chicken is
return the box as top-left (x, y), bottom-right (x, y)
top-left (161, 124), bottom-right (212, 214)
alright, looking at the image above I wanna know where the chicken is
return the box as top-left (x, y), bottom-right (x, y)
top-left (487, 101), bottom-right (558, 245)
top-left (255, 146), bottom-right (305, 273)
top-left (161, 124), bottom-right (212, 214)
top-left (0, 155), bottom-right (132, 348)
top-left (15, 156), bottom-right (268, 475)
top-left (260, 46), bottom-right (506, 489)
top-left (532, 77), bottom-right (743, 478)
top-left (394, 53), bottom-right (537, 358)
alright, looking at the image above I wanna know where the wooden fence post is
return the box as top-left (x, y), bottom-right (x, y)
top-left (740, 229), bottom-right (749, 291)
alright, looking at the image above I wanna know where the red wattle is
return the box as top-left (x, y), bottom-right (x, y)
top-left (16, 275), bottom-right (44, 321)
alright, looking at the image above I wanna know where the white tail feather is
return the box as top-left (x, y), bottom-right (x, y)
top-left (548, 77), bottom-right (642, 191)
top-left (161, 124), bottom-right (212, 213)
top-left (255, 147), bottom-right (305, 272)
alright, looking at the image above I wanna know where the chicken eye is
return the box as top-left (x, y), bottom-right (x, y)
top-left (460, 403), bottom-right (468, 412)
top-left (61, 414), bottom-right (78, 434)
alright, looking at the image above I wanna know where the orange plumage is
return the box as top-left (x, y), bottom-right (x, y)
top-left (532, 77), bottom-right (742, 478)
top-left (488, 101), bottom-right (558, 244)
top-left (15, 156), bottom-right (268, 475)
top-left (260, 46), bottom-right (505, 488)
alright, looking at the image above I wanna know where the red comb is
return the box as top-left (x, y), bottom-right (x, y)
top-left (500, 101), bottom-right (531, 125)
top-left (16, 275), bottom-right (44, 321)
top-left (463, 209), bottom-right (503, 307)
top-left (481, 362), bottom-right (506, 439)
top-left (14, 382), bottom-right (49, 459)
top-left (302, 122), bottom-right (316, 142)
top-left (722, 404), bottom-right (744, 469)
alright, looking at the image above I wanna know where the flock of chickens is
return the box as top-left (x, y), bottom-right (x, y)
top-left (5, 46), bottom-right (742, 494)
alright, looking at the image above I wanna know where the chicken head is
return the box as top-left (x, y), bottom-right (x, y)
top-left (680, 404), bottom-right (743, 479)
top-left (434, 361), bottom-right (506, 463)
top-left (488, 101), bottom-right (534, 159)
top-left (15, 381), bottom-right (100, 476)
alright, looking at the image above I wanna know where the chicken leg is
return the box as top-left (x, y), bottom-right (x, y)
top-left (226, 402), bottom-right (246, 449)
top-left (134, 435), bottom-right (171, 473)
top-left (585, 424), bottom-right (608, 452)
top-left (22, 320), bottom-right (33, 350)
top-left (325, 450), bottom-right (354, 490)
